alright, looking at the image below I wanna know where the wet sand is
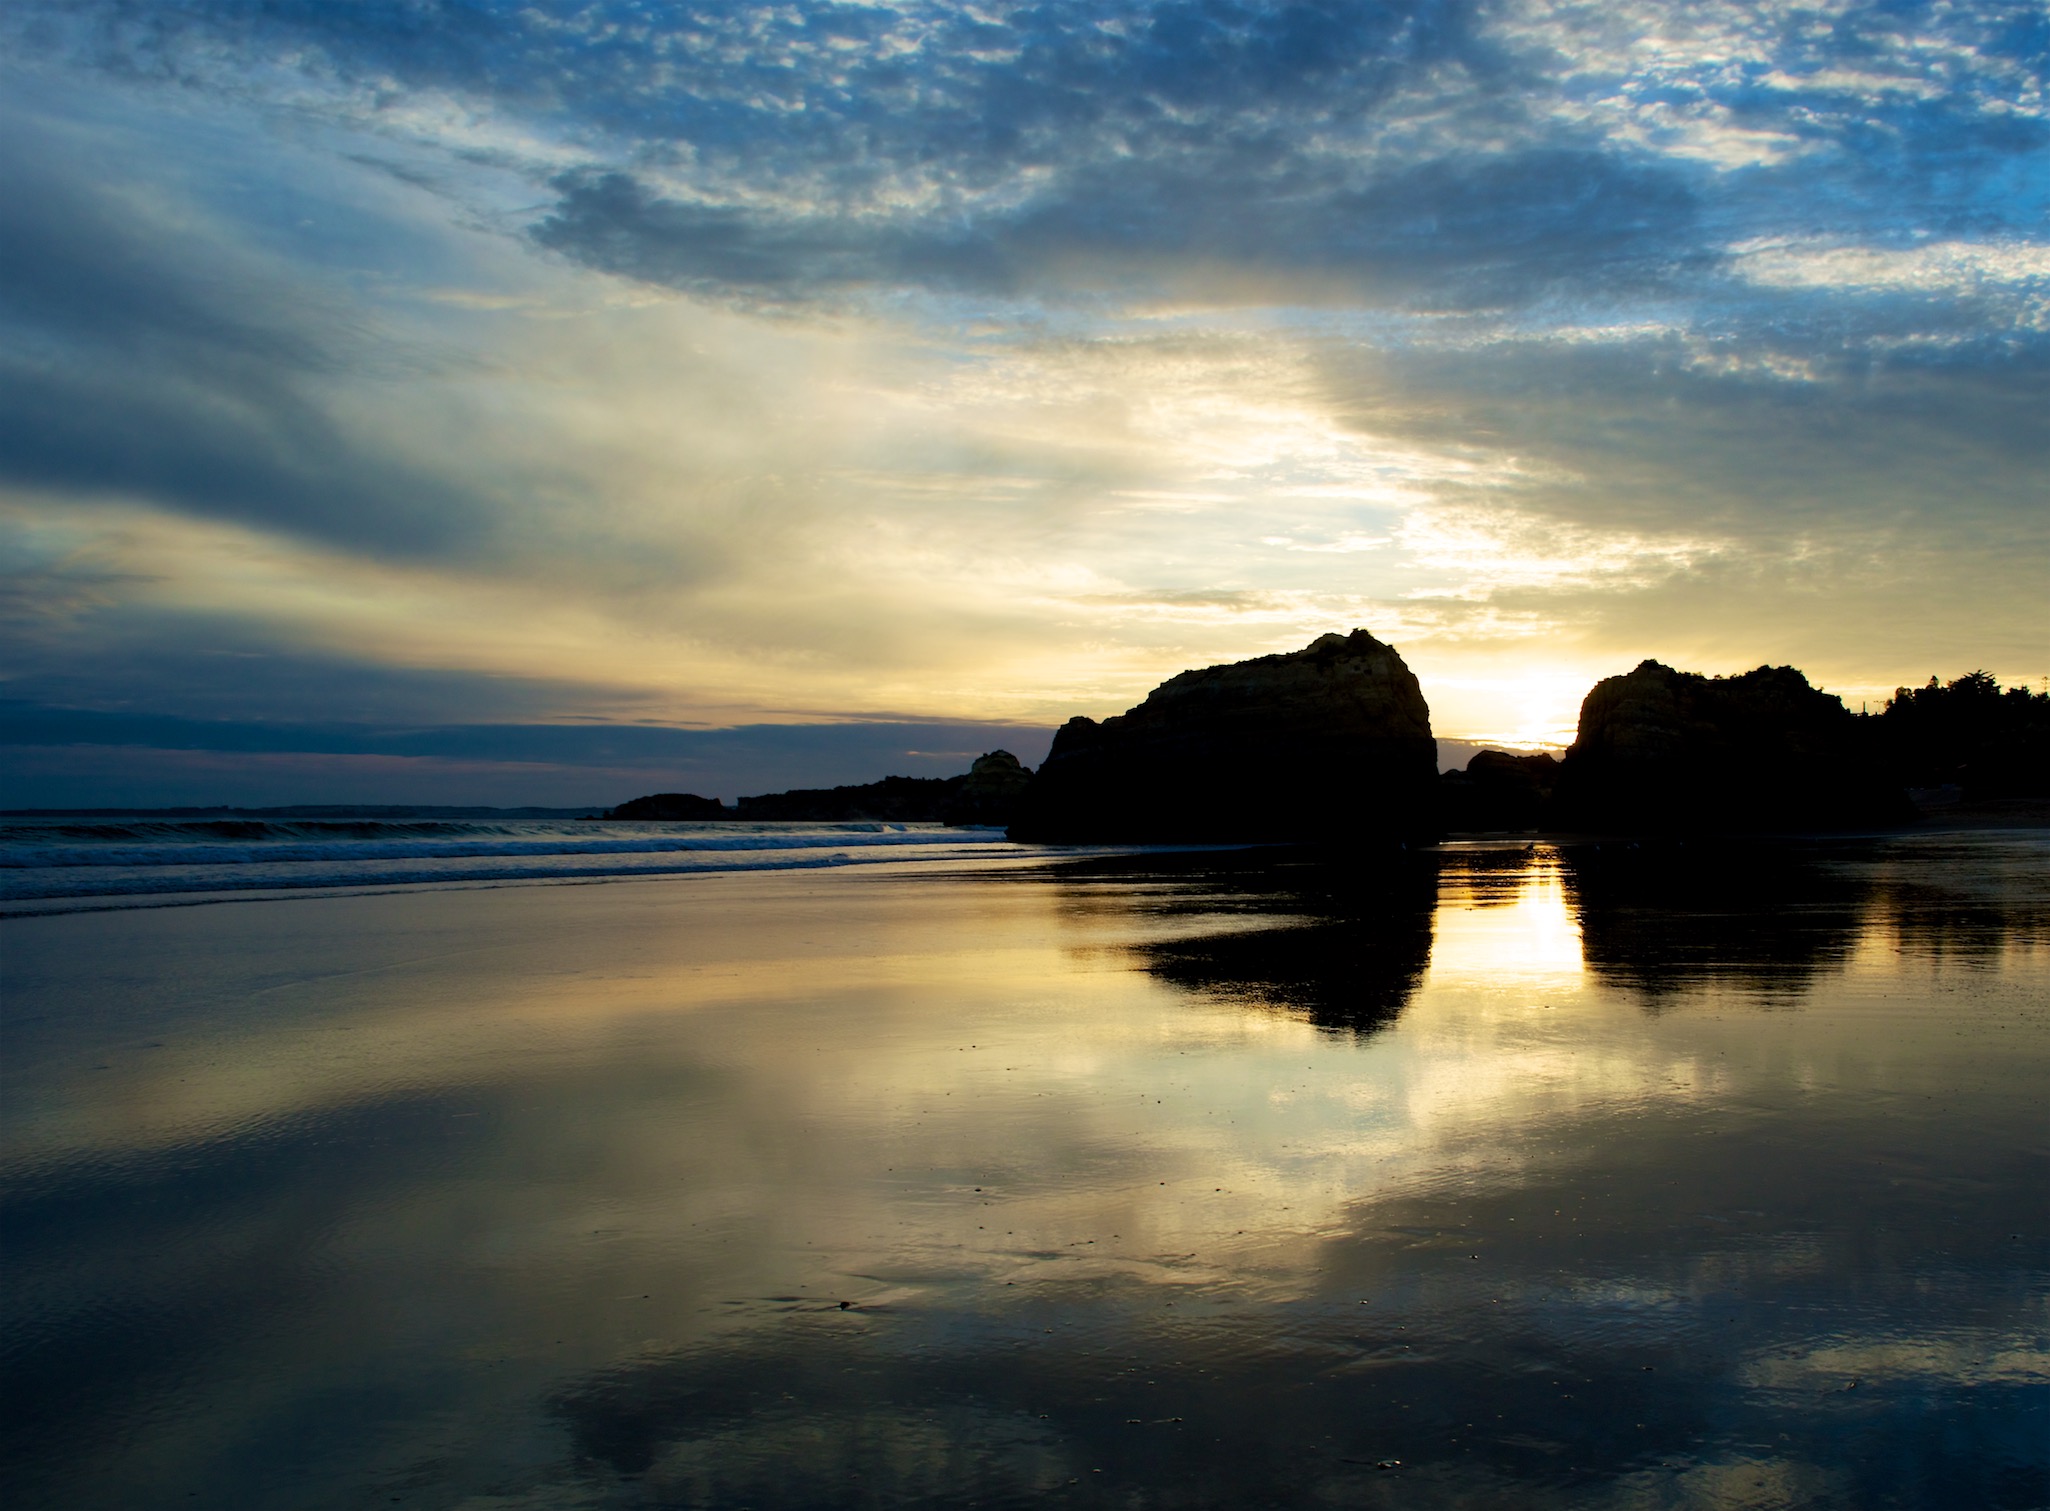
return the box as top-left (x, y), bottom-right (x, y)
top-left (4, 835), bottom-right (2048, 1509)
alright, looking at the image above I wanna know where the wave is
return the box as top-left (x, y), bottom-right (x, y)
top-left (7, 818), bottom-right (537, 844)
top-left (0, 818), bottom-right (1027, 913)
top-left (1, 816), bottom-right (680, 846)
top-left (0, 825), bottom-right (994, 871)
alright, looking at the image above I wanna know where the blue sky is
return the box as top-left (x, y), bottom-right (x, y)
top-left (2, 0), bottom-right (2045, 804)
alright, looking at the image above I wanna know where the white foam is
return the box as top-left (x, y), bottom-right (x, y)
top-left (0, 820), bottom-right (1022, 910)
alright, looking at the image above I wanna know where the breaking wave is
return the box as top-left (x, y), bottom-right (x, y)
top-left (0, 815), bottom-right (1023, 915)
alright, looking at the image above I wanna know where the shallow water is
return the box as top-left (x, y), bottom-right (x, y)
top-left (2, 833), bottom-right (2047, 1509)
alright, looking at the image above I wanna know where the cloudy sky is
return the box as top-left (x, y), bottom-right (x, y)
top-left (2, 0), bottom-right (2045, 806)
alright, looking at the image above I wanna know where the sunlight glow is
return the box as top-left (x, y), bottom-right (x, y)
top-left (1426, 848), bottom-right (1586, 986)
top-left (1421, 670), bottom-right (1590, 750)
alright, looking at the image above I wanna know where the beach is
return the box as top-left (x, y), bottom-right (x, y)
top-left (4, 833), bottom-right (2048, 1508)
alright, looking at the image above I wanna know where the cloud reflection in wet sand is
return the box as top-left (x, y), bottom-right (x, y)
top-left (2, 835), bottom-right (2048, 1508)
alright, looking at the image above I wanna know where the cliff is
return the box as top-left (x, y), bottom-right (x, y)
top-left (1553, 660), bottom-right (1907, 832)
top-left (1007, 629), bottom-right (1438, 843)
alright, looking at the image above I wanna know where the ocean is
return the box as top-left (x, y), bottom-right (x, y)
top-left (0, 812), bottom-right (1037, 915)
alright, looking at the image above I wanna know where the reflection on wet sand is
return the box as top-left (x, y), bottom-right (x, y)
top-left (1114, 852), bottom-right (1437, 1034)
top-left (2, 834), bottom-right (2047, 1509)
top-left (1865, 833), bottom-right (2050, 965)
top-left (1559, 841), bottom-right (1872, 1000)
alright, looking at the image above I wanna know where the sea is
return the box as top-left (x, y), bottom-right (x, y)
top-left (3, 823), bottom-right (2048, 1509)
top-left (0, 809), bottom-right (1029, 915)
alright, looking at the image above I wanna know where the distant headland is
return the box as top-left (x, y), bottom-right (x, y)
top-left (603, 750), bottom-right (1032, 827)
top-left (603, 633), bottom-right (2049, 840)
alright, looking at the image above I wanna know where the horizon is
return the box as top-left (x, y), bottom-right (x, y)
top-left (3, 0), bottom-right (2045, 808)
top-left (3, 652), bottom-right (2029, 810)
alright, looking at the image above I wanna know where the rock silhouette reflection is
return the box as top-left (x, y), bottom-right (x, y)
top-left (1067, 851), bottom-right (1437, 1034)
top-left (1868, 834), bottom-right (2050, 963)
top-left (1560, 841), bottom-right (1871, 999)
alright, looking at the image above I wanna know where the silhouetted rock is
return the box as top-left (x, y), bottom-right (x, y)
top-left (1554, 661), bottom-right (1907, 833)
top-left (940, 750), bottom-right (1034, 827)
top-left (606, 792), bottom-right (730, 820)
top-left (1438, 749), bottom-right (1559, 831)
top-left (1008, 629), bottom-right (1438, 844)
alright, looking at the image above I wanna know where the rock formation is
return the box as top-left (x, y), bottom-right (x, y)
top-left (939, 750), bottom-right (1034, 827)
top-left (1007, 629), bottom-right (1438, 843)
top-left (606, 792), bottom-right (729, 820)
top-left (1553, 660), bottom-right (1908, 832)
top-left (1437, 749), bottom-right (1559, 832)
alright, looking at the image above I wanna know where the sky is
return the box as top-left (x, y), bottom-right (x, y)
top-left (2, 0), bottom-right (2046, 807)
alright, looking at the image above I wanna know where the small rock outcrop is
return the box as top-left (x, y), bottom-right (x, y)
top-left (940, 750), bottom-right (1034, 827)
top-left (606, 792), bottom-right (729, 820)
top-left (1553, 660), bottom-right (1907, 832)
top-left (1008, 629), bottom-right (1438, 844)
top-left (1438, 749), bottom-right (1560, 832)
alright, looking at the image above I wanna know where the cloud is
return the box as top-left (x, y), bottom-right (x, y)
top-left (0, 0), bottom-right (2042, 790)
top-left (0, 117), bottom-right (512, 559)
top-left (0, 697), bottom-right (1056, 806)
top-left (533, 144), bottom-right (1707, 311)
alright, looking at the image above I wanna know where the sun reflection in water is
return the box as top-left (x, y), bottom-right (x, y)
top-left (1425, 844), bottom-right (1585, 987)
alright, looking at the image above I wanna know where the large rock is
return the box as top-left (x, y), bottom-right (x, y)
top-left (1554, 660), bottom-right (1907, 832)
top-left (1008, 629), bottom-right (1438, 843)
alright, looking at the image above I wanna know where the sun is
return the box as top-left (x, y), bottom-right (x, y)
top-left (1422, 667), bottom-right (1590, 752)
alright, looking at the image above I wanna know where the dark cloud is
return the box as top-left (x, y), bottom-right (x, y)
top-left (9, 0), bottom-right (2039, 339)
top-left (23, 0), bottom-right (2040, 313)
top-left (0, 130), bottom-right (495, 559)
top-left (0, 604), bottom-right (1055, 804)
top-left (0, 700), bottom-right (1047, 768)
top-left (0, 608), bottom-right (592, 726)
top-left (33, 0), bottom-right (1485, 167)
top-left (537, 146), bottom-right (1703, 308)
top-left (0, 696), bottom-right (1056, 806)
top-left (1320, 330), bottom-right (2050, 538)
